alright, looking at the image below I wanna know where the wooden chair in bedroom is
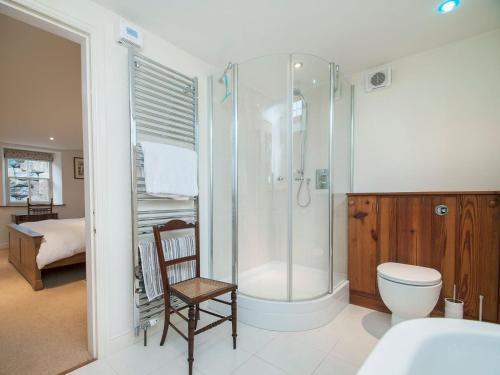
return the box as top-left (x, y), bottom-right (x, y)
top-left (27, 198), bottom-right (53, 215)
top-left (153, 220), bottom-right (237, 375)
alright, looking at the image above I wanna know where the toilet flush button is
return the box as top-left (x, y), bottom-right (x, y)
top-left (434, 205), bottom-right (448, 216)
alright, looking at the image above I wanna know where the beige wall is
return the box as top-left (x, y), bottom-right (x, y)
top-left (351, 30), bottom-right (500, 192)
top-left (59, 150), bottom-right (85, 219)
top-left (0, 12), bottom-right (82, 150)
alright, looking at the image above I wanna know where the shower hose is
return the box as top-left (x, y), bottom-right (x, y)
top-left (297, 177), bottom-right (311, 207)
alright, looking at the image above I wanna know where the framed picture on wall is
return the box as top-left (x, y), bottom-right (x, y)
top-left (74, 157), bottom-right (84, 179)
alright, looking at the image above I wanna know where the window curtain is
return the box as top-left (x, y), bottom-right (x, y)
top-left (3, 148), bottom-right (54, 162)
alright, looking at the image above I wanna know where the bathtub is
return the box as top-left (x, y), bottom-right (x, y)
top-left (358, 318), bottom-right (500, 375)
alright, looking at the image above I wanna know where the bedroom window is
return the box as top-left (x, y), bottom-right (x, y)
top-left (4, 148), bottom-right (53, 204)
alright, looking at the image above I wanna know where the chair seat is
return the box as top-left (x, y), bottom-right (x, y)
top-left (171, 277), bottom-right (237, 305)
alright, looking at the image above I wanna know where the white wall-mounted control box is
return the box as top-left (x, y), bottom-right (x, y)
top-left (117, 19), bottom-right (143, 49)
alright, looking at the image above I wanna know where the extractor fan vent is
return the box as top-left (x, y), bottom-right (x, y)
top-left (365, 67), bottom-right (392, 92)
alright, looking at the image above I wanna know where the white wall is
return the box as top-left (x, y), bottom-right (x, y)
top-left (2, 0), bottom-right (214, 357)
top-left (351, 29), bottom-right (500, 192)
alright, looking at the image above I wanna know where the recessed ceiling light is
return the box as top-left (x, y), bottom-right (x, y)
top-left (294, 62), bottom-right (303, 69)
top-left (49, 137), bottom-right (55, 141)
top-left (438, 0), bottom-right (460, 14)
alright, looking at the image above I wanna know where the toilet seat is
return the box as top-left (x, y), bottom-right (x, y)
top-left (377, 262), bottom-right (441, 286)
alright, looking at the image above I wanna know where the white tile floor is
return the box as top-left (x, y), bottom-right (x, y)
top-left (71, 304), bottom-right (390, 375)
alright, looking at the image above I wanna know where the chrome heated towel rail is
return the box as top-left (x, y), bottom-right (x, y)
top-left (128, 49), bottom-right (198, 345)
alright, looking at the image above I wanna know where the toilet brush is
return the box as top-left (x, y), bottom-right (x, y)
top-left (445, 284), bottom-right (463, 319)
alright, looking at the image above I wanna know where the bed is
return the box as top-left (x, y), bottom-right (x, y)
top-left (8, 218), bottom-right (86, 290)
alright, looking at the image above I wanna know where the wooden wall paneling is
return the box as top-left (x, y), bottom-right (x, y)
top-left (458, 195), bottom-right (481, 319)
top-left (396, 196), bottom-right (432, 265)
top-left (458, 195), bottom-right (500, 321)
top-left (378, 197), bottom-right (398, 265)
top-left (347, 192), bottom-right (500, 319)
top-left (348, 196), bottom-right (378, 295)
top-left (478, 195), bottom-right (499, 322)
top-left (349, 293), bottom-right (390, 314)
top-left (424, 196), bottom-right (457, 313)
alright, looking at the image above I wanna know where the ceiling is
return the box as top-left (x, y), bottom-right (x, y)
top-left (0, 13), bottom-right (83, 150)
top-left (94, 0), bottom-right (500, 74)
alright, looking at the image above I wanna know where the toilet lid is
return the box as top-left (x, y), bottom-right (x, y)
top-left (377, 262), bottom-right (441, 286)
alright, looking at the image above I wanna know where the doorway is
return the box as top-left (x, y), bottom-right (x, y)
top-left (0, 3), bottom-right (96, 374)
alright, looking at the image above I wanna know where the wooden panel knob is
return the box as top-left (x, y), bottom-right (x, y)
top-left (353, 211), bottom-right (368, 220)
top-left (488, 199), bottom-right (498, 208)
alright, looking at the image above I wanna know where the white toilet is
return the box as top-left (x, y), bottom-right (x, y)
top-left (377, 262), bottom-right (442, 326)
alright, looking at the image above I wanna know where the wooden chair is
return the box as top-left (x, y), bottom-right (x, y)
top-left (153, 220), bottom-right (237, 375)
top-left (27, 197), bottom-right (53, 215)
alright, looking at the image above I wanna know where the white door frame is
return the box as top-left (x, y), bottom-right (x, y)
top-left (0, 0), bottom-right (106, 358)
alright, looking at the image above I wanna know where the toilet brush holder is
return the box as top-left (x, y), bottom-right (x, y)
top-left (444, 298), bottom-right (464, 319)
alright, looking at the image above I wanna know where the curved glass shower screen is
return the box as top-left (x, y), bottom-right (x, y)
top-left (210, 54), bottom-right (351, 302)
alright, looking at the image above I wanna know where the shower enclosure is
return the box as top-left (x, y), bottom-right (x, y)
top-left (209, 54), bottom-right (353, 330)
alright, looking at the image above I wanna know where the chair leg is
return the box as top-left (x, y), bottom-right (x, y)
top-left (188, 305), bottom-right (196, 375)
top-left (194, 304), bottom-right (200, 330)
top-left (231, 291), bottom-right (237, 349)
top-left (160, 309), bottom-right (170, 346)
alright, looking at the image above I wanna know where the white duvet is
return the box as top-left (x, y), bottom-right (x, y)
top-left (21, 218), bottom-right (86, 269)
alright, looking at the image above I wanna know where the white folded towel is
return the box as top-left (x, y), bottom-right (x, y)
top-left (140, 141), bottom-right (198, 198)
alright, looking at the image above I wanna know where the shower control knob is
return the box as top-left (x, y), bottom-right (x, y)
top-left (277, 176), bottom-right (285, 182)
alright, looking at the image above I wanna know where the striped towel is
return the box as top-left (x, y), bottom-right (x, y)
top-left (138, 236), bottom-right (196, 301)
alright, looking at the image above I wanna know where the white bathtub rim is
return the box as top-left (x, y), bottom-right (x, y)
top-left (358, 318), bottom-right (500, 375)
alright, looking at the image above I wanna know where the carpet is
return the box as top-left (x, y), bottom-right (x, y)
top-left (0, 248), bottom-right (92, 375)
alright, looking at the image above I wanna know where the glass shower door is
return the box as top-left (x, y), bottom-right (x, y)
top-left (211, 69), bottom-right (235, 284)
top-left (332, 73), bottom-right (352, 289)
top-left (237, 54), bottom-right (290, 301)
top-left (290, 55), bottom-right (332, 300)
top-left (211, 54), bottom-right (347, 303)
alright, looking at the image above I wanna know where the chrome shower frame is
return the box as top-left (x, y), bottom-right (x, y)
top-left (208, 56), bottom-right (352, 302)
